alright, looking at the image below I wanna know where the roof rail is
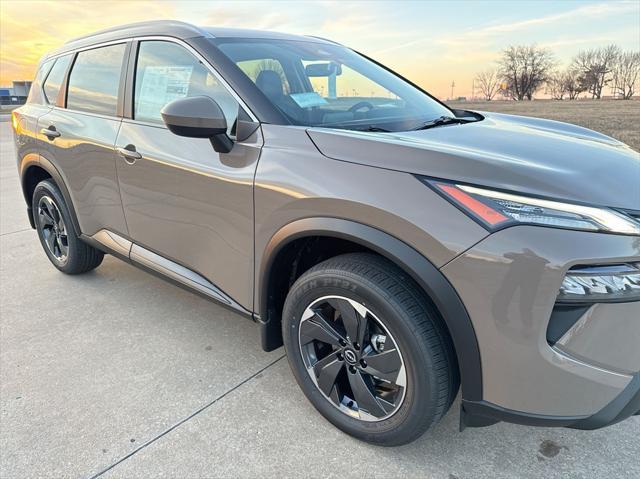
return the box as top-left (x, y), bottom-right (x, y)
top-left (305, 35), bottom-right (340, 45)
top-left (64, 20), bottom-right (208, 44)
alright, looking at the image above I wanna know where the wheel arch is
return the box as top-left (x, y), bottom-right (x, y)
top-left (20, 157), bottom-right (82, 236)
top-left (258, 217), bottom-right (483, 402)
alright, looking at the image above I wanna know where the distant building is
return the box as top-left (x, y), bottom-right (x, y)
top-left (0, 81), bottom-right (32, 107)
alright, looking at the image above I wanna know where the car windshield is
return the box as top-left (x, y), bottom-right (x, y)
top-left (213, 37), bottom-right (453, 132)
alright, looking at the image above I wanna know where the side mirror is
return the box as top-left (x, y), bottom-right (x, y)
top-left (161, 96), bottom-right (233, 153)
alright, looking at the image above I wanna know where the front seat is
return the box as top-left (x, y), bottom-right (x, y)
top-left (255, 70), bottom-right (301, 121)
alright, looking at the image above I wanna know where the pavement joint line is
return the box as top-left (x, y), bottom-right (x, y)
top-left (0, 227), bottom-right (32, 237)
top-left (87, 354), bottom-right (286, 479)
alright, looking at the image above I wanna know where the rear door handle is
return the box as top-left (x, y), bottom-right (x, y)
top-left (40, 127), bottom-right (61, 139)
top-left (116, 146), bottom-right (142, 163)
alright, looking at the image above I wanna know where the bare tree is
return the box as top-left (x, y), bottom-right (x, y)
top-left (564, 68), bottom-right (585, 100)
top-left (498, 45), bottom-right (555, 100)
top-left (547, 68), bottom-right (586, 100)
top-left (611, 51), bottom-right (640, 99)
top-left (546, 71), bottom-right (567, 100)
top-left (475, 69), bottom-right (500, 100)
top-left (572, 45), bottom-right (620, 99)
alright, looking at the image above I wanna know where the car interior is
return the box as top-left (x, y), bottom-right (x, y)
top-left (216, 41), bottom-right (422, 129)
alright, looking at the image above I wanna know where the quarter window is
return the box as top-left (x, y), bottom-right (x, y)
top-left (42, 55), bottom-right (72, 105)
top-left (67, 43), bottom-right (126, 115)
top-left (27, 59), bottom-right (54, 105)
top-left (134, 41), bottom-right (238, 131)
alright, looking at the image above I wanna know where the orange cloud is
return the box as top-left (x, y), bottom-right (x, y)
top-left (1, 0), bottom-right (638, 100)
top-left (0, 1), bottom-right (176, 84)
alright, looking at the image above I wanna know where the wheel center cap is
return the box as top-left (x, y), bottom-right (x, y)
top-left (343, 348), bottom-right (358, 364)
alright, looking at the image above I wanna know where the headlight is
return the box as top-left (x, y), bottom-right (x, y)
top-left (425, 179), bottom-right (640, 236)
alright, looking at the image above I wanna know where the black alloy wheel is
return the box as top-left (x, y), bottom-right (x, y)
top-left (37, 195), bottom-right (69, 263)
top-left (298, 295), bottom-right (406, 421)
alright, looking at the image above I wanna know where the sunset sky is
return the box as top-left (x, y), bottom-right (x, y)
top-left (1, 0), bottom-right (639, 99)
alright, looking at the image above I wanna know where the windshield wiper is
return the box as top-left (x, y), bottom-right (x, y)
top-left (412, 115), bottom-right (471, 131)
top-left (354, 126), bottom-right (392, 132)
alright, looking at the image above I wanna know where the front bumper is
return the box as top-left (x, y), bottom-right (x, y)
top-left (442, 225), bottom-right (640, 429)
top-left (461, 373), bottom-right (639, 430)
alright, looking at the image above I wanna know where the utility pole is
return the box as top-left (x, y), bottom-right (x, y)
top-left (450, 80), bottom-right (455, 100)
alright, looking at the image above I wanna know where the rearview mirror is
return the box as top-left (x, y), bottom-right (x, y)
top-left (161, 96), bottom-right (233, 153)
top-left (305, 62), bottom-right (342, 77)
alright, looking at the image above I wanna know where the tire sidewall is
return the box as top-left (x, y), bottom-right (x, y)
top-left (283, 267), bottom-right (443, 445)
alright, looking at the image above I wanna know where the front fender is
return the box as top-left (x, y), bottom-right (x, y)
top-left (258, 217), bottom-right (483, 402)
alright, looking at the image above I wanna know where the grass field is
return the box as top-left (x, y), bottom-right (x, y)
top-left (447, 99), bottom-right (640, 151)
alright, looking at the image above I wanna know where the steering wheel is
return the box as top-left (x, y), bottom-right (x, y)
top-left (348, 101), bottom-right (375, 113)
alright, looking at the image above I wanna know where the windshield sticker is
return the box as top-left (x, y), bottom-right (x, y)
top-left (137, 65), bottom-right (194, 120)
top-left (289, 92), bottom-right (328, 108)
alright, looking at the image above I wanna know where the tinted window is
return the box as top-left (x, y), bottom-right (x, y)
top-left (237, 58), bottom-right (290, 94)
top-left (134, 41), bottom-right (238, 131)
top-left (216, 38), bottom-right (453, 132)
top-left (42, 55), bottom-right (72, 104)
top-left (67, 43), bottom-right (126, 115)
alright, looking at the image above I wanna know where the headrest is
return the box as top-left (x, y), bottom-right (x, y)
top-left (256, 70), bottom-right (284, 98)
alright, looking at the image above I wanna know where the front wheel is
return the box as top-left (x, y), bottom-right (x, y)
top-left (282, 253), bottom-right (459, 446)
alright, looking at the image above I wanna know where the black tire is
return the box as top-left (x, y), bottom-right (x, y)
top-left (282, 252), bottom-right (459, 446)
top-left (33, 179), bottom-right (104, 274)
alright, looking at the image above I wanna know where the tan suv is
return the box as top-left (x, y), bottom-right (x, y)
top-left (12, 21), bottom-right (640, 445)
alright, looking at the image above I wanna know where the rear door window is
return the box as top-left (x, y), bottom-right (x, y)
top-left (42, 55), bottom-right (72, 105)
top-left (66, 43), bottom-right (126, 116)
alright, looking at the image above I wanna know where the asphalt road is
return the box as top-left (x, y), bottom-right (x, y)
top-left (1, 119), bottom-right (638, 478)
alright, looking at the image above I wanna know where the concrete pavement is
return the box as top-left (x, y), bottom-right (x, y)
top-left (1, 120), bottom-right (638, 478)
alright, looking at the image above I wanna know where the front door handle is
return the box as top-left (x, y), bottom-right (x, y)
top-left (40, 127), bottom-right (61, 139)
top-left (116, 145), bottom-right (142, 164)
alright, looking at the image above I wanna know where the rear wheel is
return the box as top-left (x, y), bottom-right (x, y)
top-left (282, 253), bottom-right (459, 446)
top-left (33, 179), bottom-right (104, 274)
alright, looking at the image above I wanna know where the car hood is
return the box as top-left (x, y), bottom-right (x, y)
top-left (307, 112), bottom-right (640, 211)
